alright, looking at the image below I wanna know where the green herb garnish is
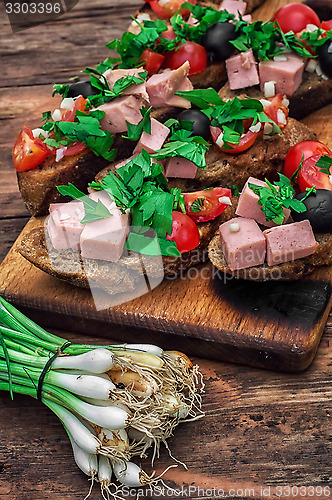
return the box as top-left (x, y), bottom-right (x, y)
top-left (41, 110), bottom-right (116, 161)
top-left (249, 174), bottom-right (315, 224)
top-left (56, 183), bottom-right (113, 223)
top-left (317, 155), bottom-right (332, 175)
top-left (88, 150), bottom-right (181, 257)
top-left (52, 84), bottom-right (70, 98)
top-left (191, 197), bottom-right (205, 212)
top-left (152, 128), bottom-right (209, 168)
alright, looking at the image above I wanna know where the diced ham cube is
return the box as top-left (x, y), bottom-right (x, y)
top-left (48, 201), bottom-right (85, 251)
top-left (80, 208), bottom-right (129, 263)
top-left (146, 62), bottom-right (193, 108)
top-left (242, 14), bottom-right (252, 23)
top-left (98, 95), bottom-right (142, 134)
top-left (165, 157), bottom-right (198, 178)
top-left (88, 190), bottom-right (117, 211)
top-left (263, 220), bottom-right (319, 266)
top-left (134, 118), bottom-right (170, 154)
top-left (259, 54), bottom-right (305, 96)
top-left (235, 177), bottom-right (290, 227)
top-left (226, 49), bottom-right (259, 90)
top-left (219, 0), bottom-right (246, 18)
top-left (220, 217), bottom-right (266, 271)
top-left (114, 154), bottom-right (139, 169)
top-left (104, 68), bottom-right (149, 101)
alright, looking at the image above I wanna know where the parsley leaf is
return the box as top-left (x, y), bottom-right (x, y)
top-left (249, 174), bottom-right (315, 224)
top-left (52, 84), bottom-right (70, 98)
top-left (176, 88), bottom-right (224, 108)
top-left (191, 197), bottom-right (205, 212)
top-left (152, 130), bottom-right (209, 169)
top-left (122, 107), bottom-right (152, 142)
top-left (317, 155), bottom-right (332, 175)
top-left (56, 183), bottom-right (113, 223)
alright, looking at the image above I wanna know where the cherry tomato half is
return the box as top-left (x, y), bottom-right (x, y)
top-left (12, 126), bottom-right (50, 171)
top-left (263, 93), bottom-right (289, 129)
top-left (184, 187), bottom-right (232, 223)
top-left (146, 0), bottom-right (196, 19)
top-left (283, 140), bottom-right (332, 180)
top-left (163, 42), bottom-right (207, 75)
top-left (61, 95), bottom-right (88, 122)
top-left (272, 3), bottom-right (320, 34)
top-left (321, 20), bottom-right (332, 31)
top-left (139, 49), bottom-right (165, 75)
top-left (166, 211), bottom-right (200, 253)
top-left (298, 153), bottom-right (332, 191)
top-left (210, 126), bottom-right (258, 154)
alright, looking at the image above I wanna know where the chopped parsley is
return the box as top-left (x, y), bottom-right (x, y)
top-left (176, 90), bottom-right (280, 147)
top-left (41, 109), bottom-right (117, 161)
top-left (152, 128), bottom-right (209, 168)
top-left (317, 155), bottom-right (332, 175)
top-left (88, 150), bottom-right (181, 257)
top-left (123, 107), bottom-right (152, 142)
top-left (249, 174), bottom-right (316, 225)
top-left (56, 183), bottom-right (113, 224)
top-left (191, 197), bottom-right (205, 212)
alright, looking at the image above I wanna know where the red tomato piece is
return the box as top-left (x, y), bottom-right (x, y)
top-left (210, 126), bottom-right (258, 154)
top-left (61, 95), bottom-right (88, 122)
top-left (147, 0), bottom-right (196, 19)
top-left (321, 20), bottom-right (332, 31)
top-left (298, 153), bottom-right (332, 191)
top-left (272, 3), bottom-right (320, 34)
top-left (184, 187), bottom-right (232, 223)
top-left (263, 93), bottom-right (289, 129)
top-left (283, 140), bottom-right (332, 180)
top-left (12, 126), bottom-right (50, 171)
top-left (139, 49), bottom-right (165, 75)
top-left (163, 41), bottom-right (207, 75)
top-left (166, 211), bottom-right (200, 253)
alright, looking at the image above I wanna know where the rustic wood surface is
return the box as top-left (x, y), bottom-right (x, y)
top-left (0, 0), bottom-right (331, 498)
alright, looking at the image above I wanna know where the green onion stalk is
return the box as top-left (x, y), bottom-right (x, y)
top-left (0, 296), bottom-right (204, 496)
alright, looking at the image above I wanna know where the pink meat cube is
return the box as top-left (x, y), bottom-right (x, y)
top-left (104, 68), bottom-right (149, 101)
top-left (219, 217), bottom-right (266, 271)
top-left (146, 62), bottom-right (193, 108)
top-left (80, 208), bottom-right (129, 262)
top-left (165, 157), bottom-right (198, 178)
top-left (134, 118), bottom-right (170, 154)
top-left (236, 177), bottom-right (290, 227)
top-left (219, 0), bottom-right (246, 18)
top-left (242, 14), bottom-right (252, 23)
top-left (259, 54), bottom-right (305, 96)
top-left (263, 220), bottom-right (319, 266)
top-left (226, 49), bottom-right (259, 90)
top-left (88, 190), bottom-right (117, 211)
top-left (48, 201), bottom-right (85, 251)
top-left (98, 95), bottom-right (142, 134)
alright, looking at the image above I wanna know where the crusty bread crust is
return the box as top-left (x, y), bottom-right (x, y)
top-left (96, 118), bottom-right (315, 191)
top-left (208, 232), bottom-right (332, 281)
top-left (218, 71), bottom-right (332, 120)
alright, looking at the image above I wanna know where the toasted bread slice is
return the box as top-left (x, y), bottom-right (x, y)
top-left (18, 204), bottom-right (236, 293)
top-left (219, 71), bottom-right (332, 120)
top-left (208, 232), bottom-right (332, 281)
top-left (96, 117), bottom-right (315, 191)
top-left (17, 107), bottom-right (180, 217)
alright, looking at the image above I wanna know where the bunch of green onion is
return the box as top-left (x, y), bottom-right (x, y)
top-left (0, 296), bottom-right (204, 498)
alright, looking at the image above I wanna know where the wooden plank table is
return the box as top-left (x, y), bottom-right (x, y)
top-left (0, 0), bottom-right (331, 499)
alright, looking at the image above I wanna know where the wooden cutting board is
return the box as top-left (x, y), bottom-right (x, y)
top-left (1, 210), bottom-right (332, 373)
top-left (1, 3), bottom-right (332, 374)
